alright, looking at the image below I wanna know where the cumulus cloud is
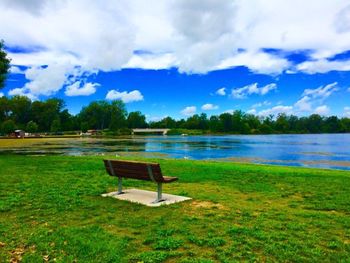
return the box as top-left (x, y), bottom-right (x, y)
top-left (246, 109), bottom-right (257, 115)
top-left (344, 107), bottom-right (350, 117)
top-left (10, 66), bottom-right (25, 74)
top-left (105, 89), bottom-right (144, 103)
top-left (294, 96), bottom-right (312, 112)
top-left (258, 105), bottom-right (293, 116)
top-left (1, 0), bottom-right (349, 84)
top-left (314, 105), bottom-right (330, 115)
top-left (201, 103), bottom-right (219, 110)
top-left (251, 101), bottom-right (271, 109)
top-left (0, 92), bottom-right (4, 97)
top-left (302, 82), bottom-right (338, 100)
top-left (252, 82), bottom-right (338, 117)
top-left (215, 51), bottom-right (290, 75)
top-left (181, 106), bottom-right (196, 116)
top-left (8, 87), bottom-right (37, 100)
top-left (1, 0), bottom-right (47, 15)
top-left (216, 87), bottom-right (226, 96)
top-left (334, 4), bottom-right (350, 33)
top-left (294, 82), bottom-right (338, 112)
top-left (297, 59), bottom-right (350, 74)
top-left (232, 83), bottom-right (277, 99)
top-left (123, 53), bottom-right (177, 70)
top-left (65, 81), bottom-right (99, 96)
top-left (7, 63), bottom-right (78, 99)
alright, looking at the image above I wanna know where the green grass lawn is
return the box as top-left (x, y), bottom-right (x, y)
top-left (0, 155), bottom-right (349, 262)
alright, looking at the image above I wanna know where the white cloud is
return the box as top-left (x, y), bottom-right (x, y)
top-left (297, 59), bottom-right (350, 74)
top-left (105, 89), bottom-right (144, 103)
top-left (344, 107), bottom-right (350, 117)
top-left (201, 103), bottom-right (219, 110)
top-left (0, 92), bottom-right (4, 97)
top-left (215, 51), bottom-right (290, 75)
top-left (334, 4), bottom-right (350, 33)
top-left (1, 0), bottom-right (46, 15)
top-left (294, 96), bottom-right (312, 112)
top-left (302, 82), bottom-right (338, 100)
top-left (314, 105), bottom-right (330, 115)
top-left (65, 81), bottom-right (99, 96)
top-left (347, 87), bottom-right (350, 92)
top-left (8, 87), bottom-right (37, 100)
top-left (24, 64), bottom-right (74, 96)
top-left (10, 66), bottom-right (24, 74)
top-left (123, 53), bottom-right (177, 70)
top-left (232, 83), bottom-right (277, 99)
top-left (246, 109), bottom-right (257, 115)
top-left (251, 101), bottom-right (271, 108)
top-left (258, 105), bottom-right (293, 116)
top-left (216, 87), bottom-right (226, 96)
top-left (7, 63), bottom-right (83, 99)
top-left (295, 82), bottom-right (338, 112)
top-left (1, 0), bottom-right (350, 80)
top-left (181, 106), bottom-right (196, 116)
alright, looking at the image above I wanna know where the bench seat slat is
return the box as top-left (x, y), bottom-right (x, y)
top-left (106, 168), bottom-right (150, 180)
top-left (107, 165), bottom-right (162, 175)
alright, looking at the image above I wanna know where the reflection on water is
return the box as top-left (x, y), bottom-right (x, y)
top-left (1, 134), bottom-right (350, 170)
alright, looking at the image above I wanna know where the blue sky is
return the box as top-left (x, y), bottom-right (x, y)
top-left (1, 0), bottom-right (350, 120)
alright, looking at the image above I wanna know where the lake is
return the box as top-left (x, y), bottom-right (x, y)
top-left (1, 134), bottom-right (350, 170)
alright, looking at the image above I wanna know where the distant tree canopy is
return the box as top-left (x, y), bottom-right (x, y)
top-left (149, 112), bottom-right (350, 134)
top-left (77, 100), bottom-right (127, 131)
top-left (1, 95), bottom-right (350, 135)
top-left (127, 111), bottom-right (147, 129)
top-left (0, 40), bottom-right (11, 89)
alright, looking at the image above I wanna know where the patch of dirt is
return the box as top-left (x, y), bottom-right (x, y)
top-left (10, 247), bottom-right (25, 263)
top-left (190, 200), bottom-right (227, 210)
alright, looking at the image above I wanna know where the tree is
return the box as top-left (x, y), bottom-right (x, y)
top-left (306, 114), bottom-right (323, 133)
top-left (50, 119), bottom-right (61, 133)
top-left (219, 113), bottom-right (233, 132)
top-left (1, 119), bottom-right (16, 135)
top-left (209, 115), bottom-right (222, 132)
top-left (109, 100), bottom-right (127, 131)
top-left (9, 96), bottom-right (32, 127)
top-left (0, 40), bottom-right (10, 89)
top-left (79, 101), bottom-right (111, 130)
top-left (127, 111), bottom-right (147, 128)
top-left (323, 116), bottom-right (341, 133)
top-left (0, 96), bottom-right (10, 122)
top-left (26, 121), bottom-right (38, 133)
top-left (81, 121), bottom-right (89, 133)
top-left (60, 109), bottom-right (74, 131)
top-left (232, 110), bottom-right (244, 133)
top-left (31, 98), bottom-right (64, 131)
top-left (275, 113), bottom-right (289, 133)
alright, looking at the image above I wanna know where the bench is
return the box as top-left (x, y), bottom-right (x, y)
top-left (103, 159), bottom-right (178, 203)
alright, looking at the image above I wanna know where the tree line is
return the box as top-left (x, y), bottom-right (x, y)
top-left (1, 95), bottom-right (350, 135)
top-left (0, 96), bottom-right (147, 135)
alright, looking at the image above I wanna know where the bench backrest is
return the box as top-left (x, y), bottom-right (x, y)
top-left (103, 159), bottom-right (164, 182)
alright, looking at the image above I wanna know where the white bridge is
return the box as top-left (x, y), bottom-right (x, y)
top-left (132, 128), bottom-right (170, 135)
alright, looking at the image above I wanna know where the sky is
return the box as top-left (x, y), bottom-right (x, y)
top-left (1, 0), bottom-right (350, 120)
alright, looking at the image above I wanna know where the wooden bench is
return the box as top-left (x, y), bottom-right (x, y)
top-left (103, 160), bottom-right (178, 203)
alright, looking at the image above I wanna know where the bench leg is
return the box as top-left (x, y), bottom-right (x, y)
top-left (117, 177), bottom-right (124, 195)
top-left (152, 183), bottom-right (165, 203)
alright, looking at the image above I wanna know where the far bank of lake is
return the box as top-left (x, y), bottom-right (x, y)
top-left (1, 133), bottom-right (350, 170)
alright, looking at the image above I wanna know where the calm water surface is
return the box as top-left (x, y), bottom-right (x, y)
top-left (2, 134), bottom-right (350, 170)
